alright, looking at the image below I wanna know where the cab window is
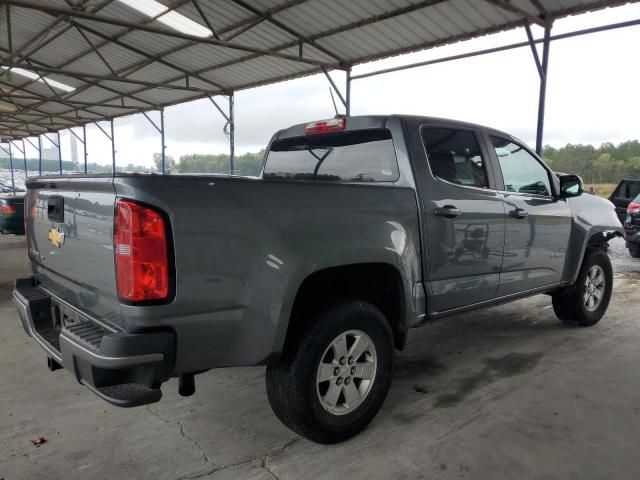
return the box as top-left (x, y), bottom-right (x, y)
top-left (491, 136), bottom-right (552, 196)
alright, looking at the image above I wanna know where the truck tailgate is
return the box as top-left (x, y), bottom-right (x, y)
top-left (27, 176), bottom-right (123, 328)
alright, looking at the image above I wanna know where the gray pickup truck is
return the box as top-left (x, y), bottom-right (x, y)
top-left (13, 115), bottom-right (623, 443)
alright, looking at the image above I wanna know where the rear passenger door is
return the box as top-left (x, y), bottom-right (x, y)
top-left (486, 135), bottom-right (572, 296)
top-left (414, 125), bottom-right (505, 313)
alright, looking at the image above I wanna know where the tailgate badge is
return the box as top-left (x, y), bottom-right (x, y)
top-left (48, 227), bottom-right (66, 248)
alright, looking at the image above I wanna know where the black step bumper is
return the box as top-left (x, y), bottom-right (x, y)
top-left (13, 277), bottom-right (175, 407)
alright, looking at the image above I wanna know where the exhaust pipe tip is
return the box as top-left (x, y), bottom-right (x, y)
top-left (178, 373), bottom-right (195, 397)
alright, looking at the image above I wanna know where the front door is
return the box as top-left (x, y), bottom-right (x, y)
top-left (487, 135), bottom-right (572, 296)
top-left (416, 125), bottom-right (505, 313)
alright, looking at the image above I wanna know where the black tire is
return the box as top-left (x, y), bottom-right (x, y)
top-left (629, 245), bottom-right (640, 258)
top-left (266, 300), bottom-right (393, 444)
top-left (552, 249), bottom-right (613, 327)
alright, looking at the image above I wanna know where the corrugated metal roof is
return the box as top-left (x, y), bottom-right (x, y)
top-left (0, 0), bottom-right (637, 138)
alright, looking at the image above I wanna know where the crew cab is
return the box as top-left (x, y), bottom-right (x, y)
top-left (13, 115), bottom-right (623, 443)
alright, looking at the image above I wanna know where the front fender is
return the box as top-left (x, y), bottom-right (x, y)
top-left (564, 194), bottom-right (624, 284)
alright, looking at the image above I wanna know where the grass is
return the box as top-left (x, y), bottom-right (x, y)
top-left (583, 183), bottom-right (617, 198)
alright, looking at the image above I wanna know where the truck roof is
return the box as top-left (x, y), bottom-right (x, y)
top-left (274, 114), bottom-right (519, 144)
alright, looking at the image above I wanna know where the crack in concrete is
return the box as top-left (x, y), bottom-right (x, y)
top-left (146, 406), bottom-right (299, 480)
top-left (260, 454), bottom-right (279, 480)
top-left (146, 406), bottom-right (218, 480)
top-left (210, 437), bottom-right (299, 479)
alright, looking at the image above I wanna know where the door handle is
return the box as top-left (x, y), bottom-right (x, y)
top-left (509, 208), bottom-right (528, 219)
top-left (434, 205), bottom-right (461, 219)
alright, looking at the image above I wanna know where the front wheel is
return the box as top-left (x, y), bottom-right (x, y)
top-left (552, 249), bottom-right (613, 327)
top-left (629, 244), bottom-right (640, 258)
top-left (266, 300), bottom-right (394, 444)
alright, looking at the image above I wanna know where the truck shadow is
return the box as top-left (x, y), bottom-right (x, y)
top-left (386, 298), bottom-right (570, 415)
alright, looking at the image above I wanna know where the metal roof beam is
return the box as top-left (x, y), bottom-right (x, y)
top-left (524, 20), bottom-right (545, 80)
top-left (0, 90), bottom-right (144, 110)
top-left (351, 16), bottom-right (640, 80)
top-left (29, 0), bottom-right (192, 79)
top-left (191, 0), bottom-right (219, 40)
top-left (484, 0), bottom-right (545, 26)
top-left (0, 0), bottom-right (308, 117)
top-left (527, 0), bottom-right (547, 16)
top-left (0, 61), bottom-right (218, 93)
top-left (228, 0), bottom-right (345, 63)
top-left (72, 21), bottom-right (227, 91)
top-left (321, 67), bottom-right (347, 109)
top-left (220, 0), bottom-right (310, 37)
top-left (3, 1), bottom-right (343, 69)
top-left (153, 0), bottom-right (453, 84)
top-left (73, 23), bottom-right (117, 76)
top-left (0, 84), bottom-right (102, 121)
top-left (1, 1), bottom-right (114, 90)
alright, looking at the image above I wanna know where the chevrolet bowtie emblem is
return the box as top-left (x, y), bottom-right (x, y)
top-left (48, 227), bottom-right (65, 248)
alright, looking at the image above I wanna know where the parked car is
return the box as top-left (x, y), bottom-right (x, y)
top-left (0, 194), bottom-right (25, 235)
top-left (623, 193), bottom-right (640, 257)
top-left (13, 115), bottom-right (624, 443)
top-left (609, 179), bottom-right (640, 224)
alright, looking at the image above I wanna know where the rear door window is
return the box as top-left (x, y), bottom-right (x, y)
top-left (421, 127), bottom-right (489, 188)
top-left (263, 129), bottom-right (398, 182)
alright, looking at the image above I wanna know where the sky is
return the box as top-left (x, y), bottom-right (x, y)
top-left (11, 3), bottom-right (640, 170)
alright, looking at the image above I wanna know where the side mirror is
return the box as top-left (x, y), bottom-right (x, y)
top-left (559, 174), bottom-right (583, 198)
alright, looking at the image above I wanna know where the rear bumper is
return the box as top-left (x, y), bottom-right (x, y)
top-left (13, 277), bottom-right (175, 407)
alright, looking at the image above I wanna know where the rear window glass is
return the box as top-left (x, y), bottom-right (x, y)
top-left (263, 129), bottom-right (399, 182)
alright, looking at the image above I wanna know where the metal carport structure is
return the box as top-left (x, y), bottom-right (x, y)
top-left (0, 0), bottom-right (638, 192)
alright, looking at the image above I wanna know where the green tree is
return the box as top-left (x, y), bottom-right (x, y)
top-left (152, 153), bottom-right (176, 173)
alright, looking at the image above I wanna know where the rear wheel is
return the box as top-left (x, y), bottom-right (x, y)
top-left (552, 250), bottom-right (613, 327)
top-left (266, 300), bottom-right (393, 444)
top-left (629, 244), bottom-right (640, 258)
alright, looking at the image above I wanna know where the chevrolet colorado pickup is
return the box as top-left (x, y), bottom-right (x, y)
top-left (13, 115), bottom-right (623, 443)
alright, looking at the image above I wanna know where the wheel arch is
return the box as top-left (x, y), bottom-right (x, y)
top-left (566, 228), bottom-right (621, 285)
top-left (279, 263), bottom-right (409, 362)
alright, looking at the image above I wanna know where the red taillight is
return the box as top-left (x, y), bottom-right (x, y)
top-left (304, 117), bottom-right (346, 135)
top-left (628, 202), bottom-right (640, 214)
top-left (2, 204), bottom-right (16, 215)
top-left (114, 199), bottom-right (170, 303)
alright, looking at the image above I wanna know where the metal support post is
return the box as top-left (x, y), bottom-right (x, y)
top-left (345, 68), bottom-right (352, 116)
top-left (9, 140), bottom-right (27, 181)
top-left (8, 142), bottom-right (15, 193)
top-left (95, 121), bottom-right (115, 173)
top-left (160, 109), bottom-right (166, 174)
top-left (57, 132), bottom-right (62, 174)
top-left (24, 137), bottom-right (40, 176)
top-left (38, 136), bottom-right (42, 175)
top-left (208, 94), bottom-right (235, 175)
top-left (22, 139), bottom-right (27, 176)
top-left (322, 67), bottom-right (348, 115)
top-left (68, 127), bottom-right (87, 174)
top-left (535, 23), bottom-right (552, 156)
top-left (83, 125), bottom-right (88, 173)
top-left (229, 93), bottom-right (235, 175)
top-left (110, 119), bottom-right (115, 173)
top-left (143, 110), bottom-right (166, 174)
top-left (41, 133), bottom-right (60, 174)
